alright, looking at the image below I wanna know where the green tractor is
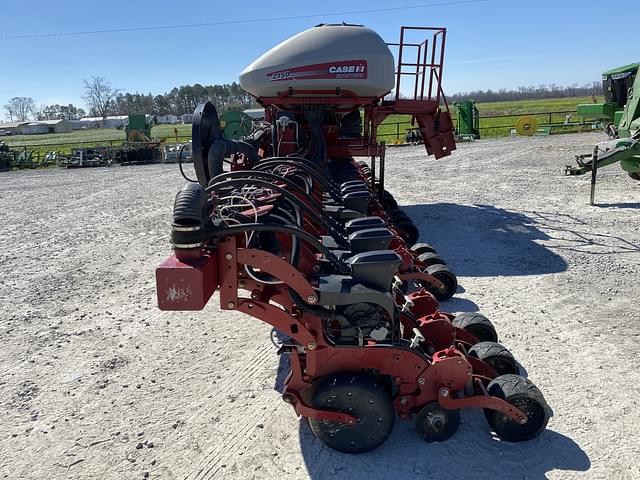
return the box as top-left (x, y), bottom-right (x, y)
top-left (567, 62), bottom-right (640, 201)
top-left (576, 63), bottom-right (640, 139)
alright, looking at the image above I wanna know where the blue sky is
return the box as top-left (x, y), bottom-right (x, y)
top-left (0, 0), bottom-right (636, 117)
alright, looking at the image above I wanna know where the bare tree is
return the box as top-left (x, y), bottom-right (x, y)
top-left (82, 77), bottom-right (119, 119)
top-left (3, 97), bottom-right (35, 122)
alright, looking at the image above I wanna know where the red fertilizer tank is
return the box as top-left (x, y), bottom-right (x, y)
top-left (239, 24), bottom-right (396, 99)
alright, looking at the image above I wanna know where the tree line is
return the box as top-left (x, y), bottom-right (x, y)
top-left (112, 83), bottom-right (257, 117)
top-left (2, 77), bottom-right (258, 122)
top-left (2, 96), bottom-right (87, 122)
top-left (448, 82), bottom-right (604, 104)
top-left (4, 77), bottom-right (604, 122)
top-left (79, 77), bottom-right (258, 119)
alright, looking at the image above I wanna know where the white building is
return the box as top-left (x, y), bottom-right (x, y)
top-left (0, 122), bottom-right (28, 135)
top-left (22, 123), bottom-right (50, 135)
top-left (156, 115), bottom-right (178, 124)
top-left (32, 119), bottom-right (73, 134)
top-left (181, 114), bottom-right (194, 124)
top-left (70, 115), bottom-right (129, 130)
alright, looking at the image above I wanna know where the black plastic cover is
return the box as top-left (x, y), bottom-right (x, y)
top-left (315, 274), bottom-right (396, 315)
top-left (346, 250), bottom-right (402, 291)
top-left (349, 228), bottom-right (394, 254)
top-left (343, 190), bottom-right (372, 213)
top-left (344, 216), bottom-right (387, 234)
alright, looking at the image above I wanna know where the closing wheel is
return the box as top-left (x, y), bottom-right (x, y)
top-left (424, 264), bottom-right (457, 301)
top-left (412, 242), bottom-right (437, 255)
top-left (415, 402), bottom-right (460, 442)
top-left (389, 209), bottom-right (410, 222)
top-left (468, 341), bottom-right (518, 375)
top-left (484, 374), bottom-right (551, 442)
top-left (417, 252), bottom-right (446, 267)
top-left (382, 190), bottom-right (398, 210)
top-left (452, 312), bottom-right (498, 343)
top-left (308, 373), bottom-right (395, 453)
top-left (396, 221), bottom-right (420, 246)
top-left (628, 171), bottom-right (640, 181)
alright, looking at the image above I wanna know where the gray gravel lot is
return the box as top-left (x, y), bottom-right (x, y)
top-left (1, 132), bottom-right (639, 479)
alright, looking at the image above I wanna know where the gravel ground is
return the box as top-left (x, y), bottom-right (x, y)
top-left (1, 132), bottom-right (639, 480)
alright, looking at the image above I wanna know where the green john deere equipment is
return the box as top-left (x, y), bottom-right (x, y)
top-left (122, 115), bottom-right (161, 165)
top-left (576, 63), bottom-right (639, 138)
top-left (219, 110), bottom-right (254, 140)
top-left (567, 62), bottom-right (640, 204)
top-left (126, 114), bottom-right (156, 142)
top-left (454, 100), bottom-right (480, 140)
top-left (406, 99), bottom-right (480, 143)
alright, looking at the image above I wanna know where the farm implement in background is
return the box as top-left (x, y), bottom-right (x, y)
top-left (0, 143), bottom-right (11, 171)
top-left (0, 142), bottom-right (59, 169)
top-left (576, 63), bottom-right (640, 139)
top-left (57, 147), bottom-right (111, 168)
top-left (219, 110), bottom-right (254, 140)
top-left (567, 63), bottom-right (640, 204)
top-left (405, 100), bottom-right (481, 143)
top-left (454, 100), bottom-right (480, 140)
top-left (120, 115), bottom-right (162, 165)
top-left (49, 114), bottom-right (165, 168)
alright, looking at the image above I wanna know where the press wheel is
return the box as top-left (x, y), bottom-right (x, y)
top-left (468, 341), bottom-right (518, 375)
top-left (484, 374), bottom-right (551, 442)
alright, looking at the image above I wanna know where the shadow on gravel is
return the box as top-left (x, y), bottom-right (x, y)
top-left (299, 411), bottom-right (590, 480)
top-left (402, 203), bottom-right (568, 277)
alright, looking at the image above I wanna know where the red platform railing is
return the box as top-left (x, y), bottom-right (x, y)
top-left (387, 26), bottom-right (448, 107)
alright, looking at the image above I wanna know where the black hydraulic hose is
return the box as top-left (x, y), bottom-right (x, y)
top-left (242, 209), bottom-right (303, 285)
top-left (255, 156), bottom-right (329, 180)
top-left (234, 140), bottom-right (260, 162)
top-left (207, 141), bottom-right (226, 179)
top-left (216, 178), bottom-right (346, 246)
top-left (208, 170), bottom-right (345, 234)
top-left (207, 178), bottom-right (349, 246)
top-left (197, 223), bottom-right (350, 274)
top-left (254, 159), bottom-right (340, 200)
top-left (210, 171), bottom-right (347, 238)
top-left (178, 144), bottom-right (197, 183)
top-left (207, 138), bottom-right (260, 178)
top-left (209, 170), bottom-right (315, 201)
top-left (277, 155), bottom-right (323, 172)
top-left (269, 210), bottom-right (301, 269)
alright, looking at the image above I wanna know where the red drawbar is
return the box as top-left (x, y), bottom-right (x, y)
top-left (156, 253), bottom-right (218, 310)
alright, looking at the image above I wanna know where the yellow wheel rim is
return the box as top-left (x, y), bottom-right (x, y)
top-left (515, 116), bottom-right (538, 136)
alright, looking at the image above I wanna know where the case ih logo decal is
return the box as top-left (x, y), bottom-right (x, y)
top-left (329, 64), bottom-right (366, 74)
top-left (268, 60), bottom-right (368, 81)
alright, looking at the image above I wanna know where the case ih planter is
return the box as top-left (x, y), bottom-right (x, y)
top-left (156, 24), bottom-right (550, 452)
